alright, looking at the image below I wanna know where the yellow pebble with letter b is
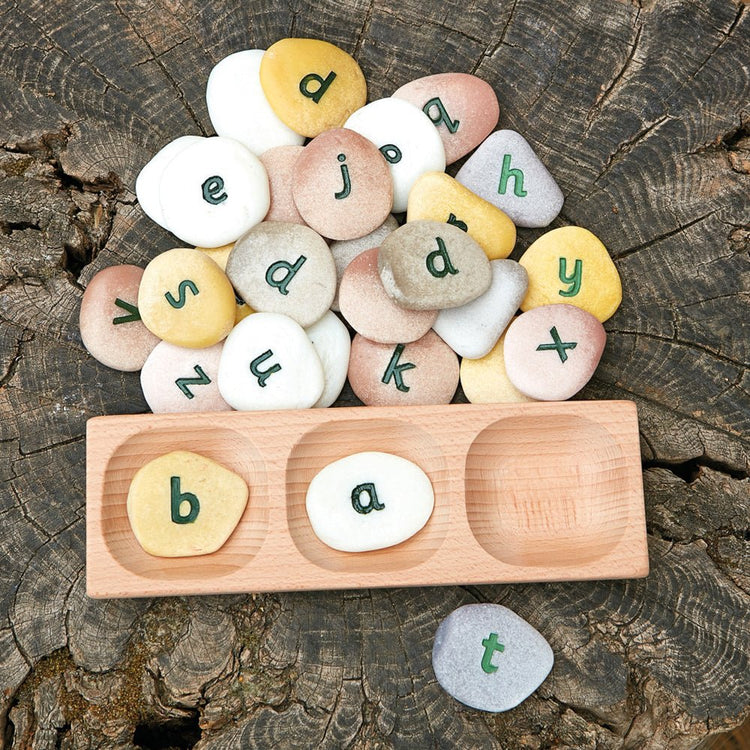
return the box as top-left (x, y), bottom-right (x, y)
top-left (407, 171), bottom-right (516, 261)
top-left (138, 247), bottom-right (236, 348)
top-left (259, 38), bottom-right (367, 138)
top-left (127, 451), bottom-right (248, 558)
top-left (518, 226), bottom-right (622, 322)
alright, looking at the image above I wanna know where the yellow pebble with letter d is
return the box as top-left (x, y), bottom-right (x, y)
top-left (259, 38), bottom-right (367, 138)
top-left (127, 451), bottom-right (248, 558)
top-left (407, 171), bottom-right (516, 260)
top-left (519, 226), bottom-right (622, 322)
top-left (138, 247), bottom-right (236, 348)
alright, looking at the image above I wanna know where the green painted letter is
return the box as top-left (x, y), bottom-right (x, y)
top-left (299, 71), bottom-right (336, 103)
top-left (265, 255), bottom-right (307, 296)
top-left (480, 632), bottom-right (505, 673)
top-left (498, 154), bottom-right (527, 197)
top-left (170, 476), bottom-right (200, 524)
top-left (381, 343), bottom-right (416, 393)
top-left (351, 482), bottom-right (385, 514)
top-left (558, 257), bottom-right (582, 297)
top-left (426, 236), bottom-right (459, 278)
top-left (250, 349), bottom-right (282, 387)
top-left (423, 97), bottom-right (460, 133)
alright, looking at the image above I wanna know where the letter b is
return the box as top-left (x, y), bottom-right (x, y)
top-left (170, 476), bottom-right (200, 524)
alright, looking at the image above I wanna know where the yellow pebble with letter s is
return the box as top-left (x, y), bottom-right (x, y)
top-left (259, 38), bottom-right (367, 138)
top-left (138, 247), bottom-right (236, 348)
top-left (519, 226), bottom-right (622, 322)
top-left (126, 451), bottom-right (248, 558)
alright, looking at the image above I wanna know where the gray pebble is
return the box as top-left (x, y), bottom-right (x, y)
top-left (455, 130), bottom-right (563, 228)
top-left (432, 603), bottom-right (553, 712)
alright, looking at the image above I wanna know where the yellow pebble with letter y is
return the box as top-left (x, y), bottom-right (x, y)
top-left (127, 451), bottom-right (248, 558)
top-left (259, 38), bottom-right (367, 138)
top-left (519, 226), bottom-right (622, 322)
top-left (138, 247), bottom-right (237, 348)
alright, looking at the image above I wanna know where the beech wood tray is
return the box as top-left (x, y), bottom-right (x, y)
top-left (86, 400), bottom-right (648, 598)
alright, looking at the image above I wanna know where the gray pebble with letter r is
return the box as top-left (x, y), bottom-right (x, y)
top-left (432, 603), bottom-right (554, 712)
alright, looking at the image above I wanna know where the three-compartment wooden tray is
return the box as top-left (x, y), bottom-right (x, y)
top-left (86, 400), bottom-right (648, 598)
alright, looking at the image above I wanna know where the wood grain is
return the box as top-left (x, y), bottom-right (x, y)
top-left (86, 401), bottom-right (647, 598)
top-left (0, 0), bottom-right (747, 746)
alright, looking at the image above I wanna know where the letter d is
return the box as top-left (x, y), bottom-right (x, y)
top-left (299, 71), bottom-right (337, 103)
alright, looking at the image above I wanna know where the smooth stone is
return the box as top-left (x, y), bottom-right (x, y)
top-left (339, 248), bottom-right (437, 344)
top-left (378, 220), bottom-right (491, 310)
top-left (138, 247), bottom-right (236, 348)
top-left (455, 130), bottom-right (564, 228)
top-left (393, 73), bottom-right (499, 165)
top-left (259, 145), bottom-right (307, 225)
top-left (503, 304), bottom-right (606, 401)
top-left (159, 136), bottom-right (270, 247)
top-left (348, 331), bottom-right (459, 406)
top-left (127, 451), bottom-right (248, 558)
top-left (433, 260), bottom-right (527, 359)
top-left (460, 330), bottom-right (537, 404)
top-left (226, 222), bottom-right (335, 328)
top-left (135, 136), bottom-right (203, 229)
top-left (217, 312), bottom-right (324, 410)
top-left (292, 128), bottom-right (393, 241)
top-left (79, 265), bottom-right (160, 372)
top-left (407, 171), bottom-right (516, 260)
top-left (206, 49), bottom-right (304, 154)
top-left (329, 215), bottom-right (398, 310)
top-left (305, 452), bottom-right (434, 552)
top-left (259, 38), bottom-right (367, 138)
top-left (432, 603), bottom-right (554, 713)
top-left (306, 311), bottom-right (351, 408)
top-left (140, 340), bottom-right (232, 413)
top-left (519, 226), bottom-right (622, 322)
top-left (344, 97), bottom-right (445, 212)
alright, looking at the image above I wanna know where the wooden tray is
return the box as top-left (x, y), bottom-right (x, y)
top-left (86, 400), bottom-right (648, 598)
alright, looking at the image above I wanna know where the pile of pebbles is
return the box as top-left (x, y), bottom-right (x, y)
top-left (80, 37), bottom-right (628, 713)
top-left (79, 37), bottom-right (622, 412)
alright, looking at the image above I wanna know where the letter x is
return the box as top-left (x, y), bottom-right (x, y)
top-left (536, 326), bottom-right (577, 363)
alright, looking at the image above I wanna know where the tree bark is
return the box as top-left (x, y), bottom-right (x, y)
top-left (0, 0), bottom-right (747, 747)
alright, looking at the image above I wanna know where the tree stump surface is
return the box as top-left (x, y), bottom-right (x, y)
top-left (0, 0), bottom-right (748, 747)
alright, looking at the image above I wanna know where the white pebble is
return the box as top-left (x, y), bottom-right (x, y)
top-left (306, 311), bottom-right (352, 408)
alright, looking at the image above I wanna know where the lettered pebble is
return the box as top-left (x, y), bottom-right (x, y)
top-left (348, 331), bottom-right (459, 406)
top-left (433, 260), bottom-right (528, 359)
top-left (339, 248), bottom-right (437, 344)
top-left (292, 128), bottom-right (392, 241)
top-left (455, 130), bottom-right (563, 228)
top-left (135, 136), bottom-right (203, 228)
top-left (260, 38), bottom-right (367, 138)
top-left (259, 145), bottom-right (307, 225)
top-left (329, 215), bottom-right (398, 310)
top-left (140, 341), bottom-right (231, 413)
top-left (127, 451), bottom-right (247, 558)
top-left (460, 330), bottom-right (536, 404)
top-left (432, 604), bottom-right (554, 713)
top-left (306, 311), bottom-right (351, 408)
top-left (218, 312), bottom-right (324, 410)
top-left (226, 222), bottom-right (335, 328)
top-left (206, 50), bottom-right (304, 155)
top-left (393, 73), bottom-right (499, 165)
top-left (407, 172), bottom-right (516, 260)
top-left (344, 97), bottom-right (445, 212)
top-left (519, 226), bottom-right (622, 322)
top-left (159, 136), bottom-right (270, 247)
top-left (79, 265), bottom-right (159, 371)
top-left (378, 221), bottom-right (491, 310)
top-left (138, 247), bottom-right (236, 348)
top-left (306, 452), bottom-right (434, 552)
top-left (503, 304), bottom-right (606, 401)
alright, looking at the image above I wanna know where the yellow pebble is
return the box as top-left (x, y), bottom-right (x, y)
top-left (460, 331), bottom-right (536, 404)
top-left (519, 226), bottom-right (622, 322)
top-left (260, 38), bottom-right (367, 138)
top-left (127, 451), bottom-right (248, 558)
top-left (138, 247), bottom-right (236, 348)
top-left (195, 244), bottom-right (255, 323)
top-left (196, 243), bottom-right (235, 272)
top-left (407, 172), bottom-right (516, 260)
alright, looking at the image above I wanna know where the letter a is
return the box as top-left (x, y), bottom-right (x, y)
top-left (170, 476), bottom-right (200, 524)
top-left (265, 255), bottom-right (307, 296)
top-left (299, 71), bottom-right (337, 103)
